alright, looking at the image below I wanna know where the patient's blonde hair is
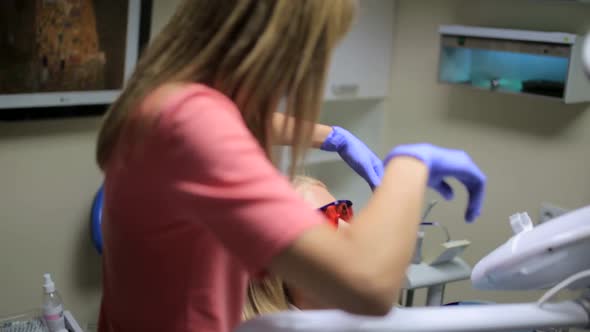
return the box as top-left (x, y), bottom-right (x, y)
top-left (242, 175), bottom-right (327, 321)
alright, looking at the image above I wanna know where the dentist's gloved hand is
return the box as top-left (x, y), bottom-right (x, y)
top-left (385, 143), bottom-right (486, 222)
top-left (321, 126), bottom-right (384, 190)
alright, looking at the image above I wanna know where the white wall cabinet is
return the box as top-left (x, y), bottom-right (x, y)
top-left (275, 100), bottom-right (386, 209)
top-left (277, 0), bottom-right (394, 209)
top-left (152, 0), bottom-right (395, 101)
top-left (324, 0), bottom-right (395, 100)
top-left (278, 0), bottom-right (395, 166)
top-left (154, 0), bottom-right (394, 208)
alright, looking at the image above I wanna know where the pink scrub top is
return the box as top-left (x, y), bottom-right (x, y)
top-left (98, 84), bottom-right (324, 332)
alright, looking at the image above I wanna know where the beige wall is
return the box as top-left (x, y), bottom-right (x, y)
top-left (0, 118), bottom-right (103, 329)
top-left (151, 0), bottom-right (181, 37)
top-left (1, 0), bottom-right (589, 329)
top-left (0, 1), bottom-right (180, 329)
top-left (388, 0), bottom-right (590, 306)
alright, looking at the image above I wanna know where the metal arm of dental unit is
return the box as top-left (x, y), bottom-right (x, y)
top-left (583, 32), bottom-right (590, 75)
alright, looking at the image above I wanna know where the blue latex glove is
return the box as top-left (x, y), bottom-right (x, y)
top-left (320, 126), bottom-right (384, 190)
top-left (385, 143), bottom-right (486, 222)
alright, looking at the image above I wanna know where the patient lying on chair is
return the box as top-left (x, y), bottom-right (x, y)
top-left (239, 177), bottom-right (545, 332)
top-left (243, 175), bottom-right (353, 320)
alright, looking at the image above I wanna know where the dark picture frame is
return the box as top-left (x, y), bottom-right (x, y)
top-left (0, 0), bottom-right (153, 121)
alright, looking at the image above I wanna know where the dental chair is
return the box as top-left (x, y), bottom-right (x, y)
top-left (235, 205), bottom-right (590, 332)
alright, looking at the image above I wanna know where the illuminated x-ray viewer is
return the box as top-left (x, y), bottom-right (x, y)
top-left (438, 25), bottom-right (590, 104)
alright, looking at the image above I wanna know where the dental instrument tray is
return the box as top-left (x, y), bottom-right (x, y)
top-left (0, 310), bottom-right (48, 332)
top-left (0, 310), bottom-right (82, 332)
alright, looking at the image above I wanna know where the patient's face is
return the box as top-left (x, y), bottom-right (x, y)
top-left (298, 184), bottom-right (350, 229)
top-left (288, 184), bottom-right (350, 310)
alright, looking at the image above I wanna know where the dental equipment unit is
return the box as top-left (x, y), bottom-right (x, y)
top-left (236, 31), bottom-right (590, 332)
top-left (236, 205), bottom-right (590, 332)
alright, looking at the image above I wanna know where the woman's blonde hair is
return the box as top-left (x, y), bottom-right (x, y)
top-left (96, 0), bottom-right (356, 172)
top-left (243, 175), bottom-right (327, 321)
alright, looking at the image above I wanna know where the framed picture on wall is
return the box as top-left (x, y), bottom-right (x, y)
top-left (0, 0), bottom-right (153, 120)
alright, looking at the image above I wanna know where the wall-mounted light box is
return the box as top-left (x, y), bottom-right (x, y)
top-left (438, 25), bottom-right (590, 103)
